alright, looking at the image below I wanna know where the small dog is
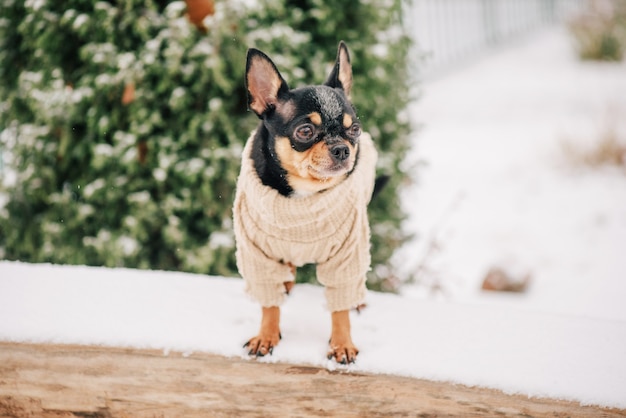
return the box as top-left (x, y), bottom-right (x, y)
top-left (233, 42), bottom-right (378, 364)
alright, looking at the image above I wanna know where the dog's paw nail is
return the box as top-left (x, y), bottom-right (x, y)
top-left (327, 352), bottom-right (334, 360)
top-left (243, 341), bottom-right (250, 349)
top-left (268, 347), bottom-right (273, 355)
top-left (279, 332), bottom-right (282, 340)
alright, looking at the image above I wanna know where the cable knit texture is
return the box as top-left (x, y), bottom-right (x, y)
top-left (233, 131), bottom-right (377, 312)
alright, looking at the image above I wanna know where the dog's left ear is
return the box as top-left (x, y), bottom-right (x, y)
top-left (325, 41), bottom-right (353, 99)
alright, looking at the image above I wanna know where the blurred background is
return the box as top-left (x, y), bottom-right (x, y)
top-left (409, 0), bottom-right (589, 77)
top-left (0, 0), bottom-right (624, 299)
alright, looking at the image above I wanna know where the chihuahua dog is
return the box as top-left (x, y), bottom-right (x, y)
top-left (233, 42), bottom-right (378, 364)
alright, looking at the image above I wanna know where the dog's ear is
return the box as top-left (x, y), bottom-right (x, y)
top-left (246, 48), bottom-right (290, 118)
top-left (325, 41), bottom-right (353, 99)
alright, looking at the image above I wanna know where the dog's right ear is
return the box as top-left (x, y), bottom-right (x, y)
top-left (325, 41), bottom-right (353, 99)
top-left (246, 48), bottom-right (289, 118)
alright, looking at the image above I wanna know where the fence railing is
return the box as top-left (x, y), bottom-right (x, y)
top-left (408, 0), bottom-right (586, 78)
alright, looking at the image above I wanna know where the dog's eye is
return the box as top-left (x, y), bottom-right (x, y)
top-left (295, 124), bottom-right (315, 142)
top-left (347, 123), bottom-right (361, 138)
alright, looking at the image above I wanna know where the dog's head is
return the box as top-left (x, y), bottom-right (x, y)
top-left (245, 42), bottom-right (361, 197)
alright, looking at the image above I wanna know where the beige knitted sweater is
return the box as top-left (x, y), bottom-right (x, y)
top-left (233, 131), bottom-right (377, 312)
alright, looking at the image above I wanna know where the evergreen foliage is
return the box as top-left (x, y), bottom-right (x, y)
top-left (0, 0), bottom-right (412, 290)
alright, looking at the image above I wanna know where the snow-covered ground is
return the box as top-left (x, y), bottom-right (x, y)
top-left (399, 27), bottom-right (626, 323)
top-left (1, 27), bottom-right (626, 408)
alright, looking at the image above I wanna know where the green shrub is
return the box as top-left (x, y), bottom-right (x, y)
top-left (0, 0), bottom-right (413, 291)
top-left (568, 0), bottom-right (626, 61)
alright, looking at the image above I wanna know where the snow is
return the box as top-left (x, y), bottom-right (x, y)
top-left (1, 261), bottom-right (625, 408)
top-left (399, 27), bottom-right (626, 323)
top-left (1, 27), bottom-right (626, 408)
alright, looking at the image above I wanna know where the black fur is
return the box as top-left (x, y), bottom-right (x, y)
top-left (250, 124), bottom-right (293, 196)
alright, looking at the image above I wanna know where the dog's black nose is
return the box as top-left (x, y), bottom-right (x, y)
top-left (330, 144), bottom-right (350, 162)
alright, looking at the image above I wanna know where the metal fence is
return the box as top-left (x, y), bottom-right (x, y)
top-left (408, 0), bottom-right (587, 78)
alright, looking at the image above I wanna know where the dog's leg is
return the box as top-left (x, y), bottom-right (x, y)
top-left (244, 306), bottom-right (281, 357)
top-left (327, 310), bottom-right (359, 364)
top-left (283, 262), bottom-right (296, 295)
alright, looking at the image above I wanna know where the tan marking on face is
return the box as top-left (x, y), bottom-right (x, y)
top-left (343, 113), bottom-right (353, 128)
top-left (308, 112), bottom-right (322, 126)
top-left (274, 136), bottom-right (357, 195)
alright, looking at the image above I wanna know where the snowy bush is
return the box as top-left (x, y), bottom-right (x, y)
top-left (0, 0), bottom-right (412, 290)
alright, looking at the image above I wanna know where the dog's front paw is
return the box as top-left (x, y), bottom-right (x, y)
top-left (327, 338), bottom-right (359, 364)
top-left (243, 331), bottom-right (281, 357)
